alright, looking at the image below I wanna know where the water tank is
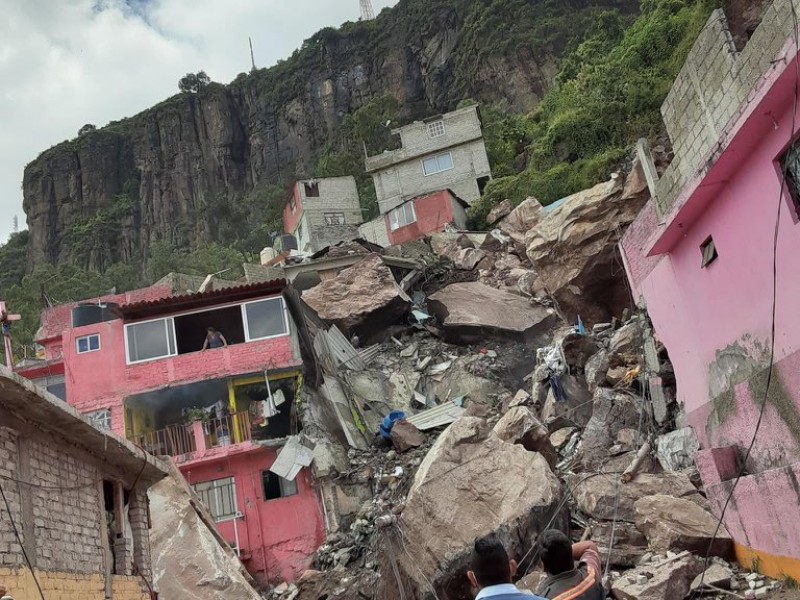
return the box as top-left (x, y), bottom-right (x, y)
top-left (72, 304), bottom-right (103, 327)
top-left (280, 235), bottom-right (298, 252)
top-left (260, 247), bottom-right (278, 265)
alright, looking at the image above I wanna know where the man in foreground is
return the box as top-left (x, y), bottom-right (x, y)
top-left (467, 534), bottom-right (544, 599)
top-left (535, 530), bottom-right (605, 599)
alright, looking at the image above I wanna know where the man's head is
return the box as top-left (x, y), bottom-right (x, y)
top-left (467, 534), bottom-right (517, 590)
top-left (539, 529), bottom-right (574, 575)
top-left (207, 327), bottom-right (216, 334)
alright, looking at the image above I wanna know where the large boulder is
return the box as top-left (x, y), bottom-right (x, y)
top-left (486, 199), bottom-right (513, 225)
top-left (612, 553), bottom-right (704, 600)
top-left (428, 282), bottom-right (559, 345)
top-left (634, 495), bottom-right (733, 557)
top-left (391, 420), bottom-right (426, 453)
top-left (383, 417), bottom-right (564, 600)
top-left (575, 388), bottom-right (641, 470)
top-left (493, 406), bottom-right (558, 468)
top-left (303, 254), bottom-right (410, 341)
top-left (149, 468), bottom-right (262, 599)
top-left (524, 177), bottom-right (648, 323)
top-left (584, 350), bottom-right (610, 393)
top-left (570, 472), bottom-right (700, 522)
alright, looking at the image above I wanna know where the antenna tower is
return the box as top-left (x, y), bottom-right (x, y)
top-left (359, 0), bottom-right (375, 20)
top-left (12, 216), bottom-right (18, 233)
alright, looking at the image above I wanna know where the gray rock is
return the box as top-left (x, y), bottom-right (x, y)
top-left (493, 406), bottom-right (558, 468)
top-left (691, 563), bottom-right (735, 591)
top-left (612, 553), bottom-right (704, 600)
top-left (656, 428), bottom-right (700, 471)
top-left (584, 350), bottom-right (610, 393)
top-left (576, 388), bottom-right (641, 470)
top-left (609, 321), bottom-right (644, 357)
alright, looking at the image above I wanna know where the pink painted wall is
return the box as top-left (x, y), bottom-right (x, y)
top-left (181, 448), bottom-right (325, 585)
top-left (386, 190), bottom-right (460, 245)
top-left (59, 304), bottom-right (299, 434)
top-left (621, 50), bottom-right (800, 561)
top-left (283, 185), bottom-right (304, 235)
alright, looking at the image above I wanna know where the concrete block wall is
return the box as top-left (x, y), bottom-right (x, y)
top-left (656, 1), bottom-right (800, 216)
top-left (395, 105), bottom-right (484, 158)
top-left (373, 139), bottom-right (491, 213)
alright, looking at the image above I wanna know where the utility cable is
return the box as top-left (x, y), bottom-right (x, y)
top-left (0, 480), bottom-right (47, 600)
top-left (694, 5), bottom-right (800, 594)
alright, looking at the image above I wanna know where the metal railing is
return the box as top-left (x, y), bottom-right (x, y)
top-left (132, 422), bottom-right (196, 457)
top-left (205, 411), bottom-right (252, 449)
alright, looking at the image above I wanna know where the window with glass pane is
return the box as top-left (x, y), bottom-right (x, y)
top-left (87, 409), bottom-right (112, 431)
top-left (126, 318), bottom-right (175, 363)
top-left (243, 298), bottom-right (288, 341)
top-left (390, 202), bottom-right (417, 231)
top-left (192, 477), bottom-right (238, 521)
top-left (77, 334), bottom-right (100, 354)
top-left (422, 152), bottom-right (454, 176)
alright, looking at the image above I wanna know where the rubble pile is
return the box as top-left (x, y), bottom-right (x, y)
top-left (271, 174), bottom-right (794, 600)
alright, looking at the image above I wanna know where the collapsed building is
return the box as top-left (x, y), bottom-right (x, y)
top-left (0, 367), bottom-right (166, 600)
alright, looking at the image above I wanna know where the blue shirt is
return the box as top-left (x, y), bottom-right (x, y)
top-left (475, 583), bottom-right (545, 600)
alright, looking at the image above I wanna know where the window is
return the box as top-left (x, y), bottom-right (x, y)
top-left (242, 297), bottom-right (289, 341)
top-left (700, 236), bottom-right (718, 268)
top-left (422, 152), bottom-right (454, 176)
top-left (324, 212), bottom-right (346, 225)
top-left (33, 375), bottom-right (66, 401)
top-left (427, 120), bottom-right (445, 138)
top-left (389, 202), bottom-right (416, 231)
top-left (782, 144), bottom-right (800, 216)
top-left (87, 409), bottom-right (112, 431)
top-left (76, 334), bottom-right (100, 354)
top-left (125, 318), bottom-right (176, 364)
top-left (193, 477), bottom-right (238, 522)
top-left (289, 196), bottom-right (296, 212)
top-left (262, 471), bottom-right (297, 500)
top-left (304, 182), bottom-right (320, 197)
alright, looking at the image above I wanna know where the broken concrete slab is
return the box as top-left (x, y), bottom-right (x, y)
top-left (385, 417), bottom-right (564, 600)
top-left (656, 427), bottom-right (700, 471)
top-left (634, 495), bottom-right (733, 557)
top-left (493, 406), bottom-right (558, 468)
top-left (612, 552), bottom-right (703, 600)
top-left (391, 420), bottom-right (426, 453)
top-left (570, 472), bottom-right (699, 522)
top-left (303, 254), bottom-right (410, 341)
top-left (691, 562), bottom-right (735, 591)
top-left (428, 282), bottom-right (559, 345)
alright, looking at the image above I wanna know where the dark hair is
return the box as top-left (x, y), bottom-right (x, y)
top-left (539, 529), bottom-right (574, 575)
top-left (207, 327), bottom-right (215, 332)
top-left (470, 534), bottom-right (511, 587)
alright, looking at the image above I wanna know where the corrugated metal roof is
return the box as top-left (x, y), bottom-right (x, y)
top-left (119, 279), bottom-right (287, 319)
top-left (407, 401), bottom-right (465, 430)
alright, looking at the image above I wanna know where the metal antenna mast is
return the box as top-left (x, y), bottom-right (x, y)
top-left (359, 0), bottom-right (375, 20)
top-left (249, 37), bottom-right (256, 71)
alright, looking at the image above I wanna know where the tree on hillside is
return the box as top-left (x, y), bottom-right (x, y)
top-left (178, 71), bottom-right (211, 94)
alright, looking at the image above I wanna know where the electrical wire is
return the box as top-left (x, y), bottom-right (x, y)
top-left (0, 480), bottom-right (47, 600)
top-left (694, 6), bottom-right (800, 594)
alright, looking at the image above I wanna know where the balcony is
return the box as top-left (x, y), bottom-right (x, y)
top-left (133, 411), bottom-right (253, 458)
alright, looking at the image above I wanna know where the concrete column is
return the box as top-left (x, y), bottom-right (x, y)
top-left (129, 489), bottom-right (152, 581)
top-left (192, 420), bottom-right (207, 452)
top-left (113, 481), bottom-right (130, 575)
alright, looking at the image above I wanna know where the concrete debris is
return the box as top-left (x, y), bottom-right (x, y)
top-left (390, 420), bottom-right (426, 452)
top-left (387, 417), bottom-right (564, 599)
top-left (609, 321), bottom-right (644, 358)
top-left (428, 282), bottom-right (558, 344)
top-left (576, 388), bottom-right (641, 470)
top-left (452, 247), bottom-right (487, 270)
top-left (633, 494), bottom-right (733, 557)
top-left (270, 435), bottom-right (316, 481)
top-left (691, 562), bottom-right (735, 591)
top-left (593, 522), bottom-right (649, 568)
top-left (550, 426), bottom-right (578, 450)
top-left (655, 427), bottom-right (700, 471)
top-left (303, 253), bottom-right (410, 341)
top-left (611, 552), bottom-right (704, 600)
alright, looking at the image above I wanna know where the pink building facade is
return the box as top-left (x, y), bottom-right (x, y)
top-left (17, 278), bottom-right (325, 586)
top-left (384, 189), bottom-right (469, 246)
top-left (622, 3), bottom-right (800, 577)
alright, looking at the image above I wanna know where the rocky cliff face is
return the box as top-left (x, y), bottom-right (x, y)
top-left (22, 0), bottom-right (640, 272)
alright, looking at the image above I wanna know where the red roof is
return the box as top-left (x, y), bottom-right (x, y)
top-left (119, 279), bottom-right (287, 320)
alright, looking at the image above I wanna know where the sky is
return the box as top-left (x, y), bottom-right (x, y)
top-left (0, 0), bottom-right (399, 243)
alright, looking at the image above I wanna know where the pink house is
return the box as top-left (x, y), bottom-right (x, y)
top-left (622, 3), bottom-right (800, 578)
top-left (384, 189), bottom-right (468, 246)
top-left (17, 276), bottom-right (324, 586)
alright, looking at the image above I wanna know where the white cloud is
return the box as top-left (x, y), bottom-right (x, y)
top-left (0, 0), bottom-right (398, 243)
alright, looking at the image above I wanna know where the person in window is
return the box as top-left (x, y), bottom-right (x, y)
top-left (202, 327), bottom-right (228, 351)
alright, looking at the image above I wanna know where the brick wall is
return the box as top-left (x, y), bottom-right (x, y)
top-left (0, 569), bottom-right (148, 600)
top-left (0, 424), bottom-right (152, 599)
top-left (655, 0), bottom-right (800, 216)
